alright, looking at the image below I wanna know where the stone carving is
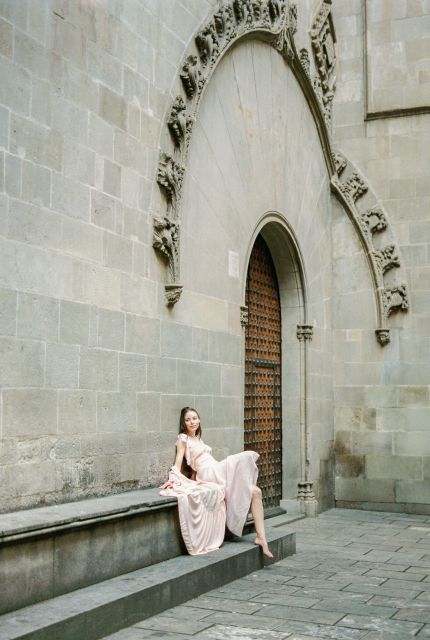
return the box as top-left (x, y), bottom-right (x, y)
top-left (299, 48), bottom-right (311, 77)
top-left (157, 154), bottom-right (185, 210)
top-left (297, 324), bottom-right (314, 341)
top-left (288, 1), bottom-right (298, 34)
top-left (337, 172), bottom-right (368, 206)
top-left (165, 284), bottom-right (183, 306)
top-left (214, 4), bottom-right (237, 41)
top-left (196, 21), bottom-right (220, 67)
top-left (240, 305), bottom-right (249, 327)
top-left (153, 216), bottom-right (179, 264)
top-left (180, 55), bottom-right (204, 99)
top-left (233, 0), bottom-right (254, 27)
top-left (310, 0), bottom-right (336, 123)
top-left (375, 328), bottom-right (391, 346)
top-left (360, 206), bottom-right (388, 237)
top-left (167, 97), bottom-right (193, 149)
top-left (372, 245), bottom-right (400, 275)
top-left (383, 285), bottom-right (409, 317)
top-left (333, 152), bottom-right (347, 176)
top-left (297, 481), bottom-right (318, 516)
top-left (268, 0), bottom-right (284, 24)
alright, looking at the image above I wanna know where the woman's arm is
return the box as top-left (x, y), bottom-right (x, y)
top-left (174, 439), bottom-right (186, 470)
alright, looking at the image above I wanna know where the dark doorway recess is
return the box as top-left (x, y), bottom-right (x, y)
top-left (244, 234), bottom-right (282, 509)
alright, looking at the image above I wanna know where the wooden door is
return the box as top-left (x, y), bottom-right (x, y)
top-left (244, 235), bottom-right (282, 508)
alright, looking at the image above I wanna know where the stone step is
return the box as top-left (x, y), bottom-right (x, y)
top-left (0, 528), bottom-right (295, 640)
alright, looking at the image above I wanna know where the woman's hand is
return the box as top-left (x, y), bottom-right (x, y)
top-left (160, 480), bottom-right (173, 490)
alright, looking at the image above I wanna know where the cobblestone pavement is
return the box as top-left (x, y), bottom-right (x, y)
top-left (104, 508), bottom-right (430, 639)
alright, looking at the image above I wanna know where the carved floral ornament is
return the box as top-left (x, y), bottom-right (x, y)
top-left (152, 0), bottom-right (408, 344)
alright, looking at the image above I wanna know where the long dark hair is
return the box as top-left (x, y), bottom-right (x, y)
top-left (179, 406), bottom-right (202, 438)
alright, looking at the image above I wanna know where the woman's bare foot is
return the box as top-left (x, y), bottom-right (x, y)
top-left (254, 536), bottom-right (274, 558)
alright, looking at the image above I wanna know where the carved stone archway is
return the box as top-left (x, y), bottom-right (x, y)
top-left (153, 0), bottom-right (409, 344)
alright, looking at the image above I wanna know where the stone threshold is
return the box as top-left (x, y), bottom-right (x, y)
top-left (0, 528), bottom-right (296, 640)
top-left (0, 489), bottom-right (176, 543)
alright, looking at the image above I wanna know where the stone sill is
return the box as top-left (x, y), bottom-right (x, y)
top-left (0, 488), bottom-right (176, 544)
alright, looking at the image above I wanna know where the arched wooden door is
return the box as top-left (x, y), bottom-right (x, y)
top-left (244, 234), bottom-right (282, 508)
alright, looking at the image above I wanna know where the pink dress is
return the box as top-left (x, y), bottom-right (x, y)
top-left (161, 434), bottom-right (259, 555)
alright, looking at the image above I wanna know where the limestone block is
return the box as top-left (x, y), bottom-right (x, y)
top-left (52, 172), bottom-right (90, 222)
top-left (52, 96), bottom-right (88, 146)
top-left (5, 153), bottom-right (21, 198)
top-left (161, 321), bottom-right (192, 359)
top-left (3, 389), bottom-right (57, 436)
top-left (192, 327), bottom-right (209, 361)
top-left (119, 452), bottom-right (148, 482)
top-left (99, 86), bottom-right (127, 131)
top-left (137, 392), bottom-right (161, 431)
top-left (394, 431), bottom-right (430, 456)
top-left (114, 129), bottom-right (147, 172)
top-left (123, 66), bottom-right (149, 111)
top-left (87, 40), bottom-right (122, 92)
top-left (396, 481), bottom-right (430, 504)
top-left (0, 104), bottom-right (8, 148)
top-left (10, 114), bottom-right (62, 171)
top-left (79, 347), bottom-right (118, 390)
top-left (146, 356), bottom-right (177, 393)
top-left (177, 360), bottom-right (220, 395)
top-left (119, 353), bottom-right (147, 391)
top-left (208, 331), bottom-right (242, 366)
top-left (335, 477), bottom-right (395, 502)
top-left (398, 386), bottom-right (430, 407)
top-left (0, 18), bottom-right (12, 57)
top-left (52, 15), bottom-right (86, 67)
top-left (0, 288), bottom-right (16, 336)
top-left (366, 455), bottom-right (423, 481)
top-left (125, 314), bottom-right (160, 355)
top-left (365, 385), bottom-right (397, 408)
top-left (212, 396), bottom-right (241, 427)
top-left (89, 113), bottom-right (114, 157)
top-left (91, 190), bottom-right (117, 231)
top-left (17, 292), bottom-right (59, 341)
top-left (64, 63), bottom-right (99, 112)
top-left (77, 262), bottom-right (121, 309)
top-left (45, 343), bottom-right (79, 389)
top-left (60, 300), bottom-right (90, 346)
top-left (54, 437), bottom-right (81, 459)
top-left (382, 407), bottom-right (430, 432)
top-left (120, 273), bottom-right (157, 316)
top-left (0, 0), bottom-right (27, 27)
top-left (121, 166), bottom-right (141, 208)
top-left (123, 207), bottom-right (149, 244)
top-left (21, 160), bottom-right (51, 207)
top-left (103, 159), bottom-right (121, 197)
top-left (0, 337), bottom-right (40, 387)
top-left (63, 139), bottom-right (95, 187)
top-left (58, 390), bottom-right (96, 434)
top-left (159, 393), bottom-right (195, 432)
top-left (62, 217), bottom-right (103, 262)
top-left (351, 431), bottom-right (393, 455)
top-left (97, 308), bottom-right (125, 351)
top-left (103, 232), bottom-right (133, 272)
top-left (0, 55), bottom-right (30, 115)
top-left (30, 78), bottom-right (51, 127)
top-left (221, 364), bottom-right (243, 397)
top-left (131, 241), bottom-right (148, 278)
top-left (97, 392), bottom-right (136, 432)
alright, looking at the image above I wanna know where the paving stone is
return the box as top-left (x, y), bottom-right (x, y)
top-left (183, 595), bottom-right (264, 615)
top-left (194, 625), bottom-right (291, 639)
top-left (135, 615), bottom-right (213, 635)
top-left (337, 613), bottom-right (423, 635)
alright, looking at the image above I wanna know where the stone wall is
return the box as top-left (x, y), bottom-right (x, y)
top-left (332, 0), bottom-right (430, 513)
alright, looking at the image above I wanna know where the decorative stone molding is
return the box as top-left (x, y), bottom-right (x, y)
top-left (310, 0), bottom-right (337, 125)
top-left (297, 324), bottom-right (314, 342)
top-left (214, 4), bottom-right (237, 41)
top-left (196, 21), bottom-right (220, 68)
top-left (383, 285), bottom-right (409, 317)
top-left (331, 151), bottom-right (409, 344)
top-left (167, 97), bottom-right (193, 150)
top-left (299, 48), bottom-right (311, 77)
top-left (180, 55), bottom-right (204, 99)
top-left (157, 154), bottom-right (184, 212)
top-left (297, 481), bottom-right (318, 517)
top-left (152, 216), bottom-right (180, 282)
top-left (240, 305), bottom-right (249, 327)
top-left (372, 245), bottom-right (400, 276)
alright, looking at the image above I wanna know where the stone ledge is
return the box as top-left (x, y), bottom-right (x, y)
top-left (0, 488), bottom-right (176, 543)
top-left (0, 528), bottom-right (295, 640)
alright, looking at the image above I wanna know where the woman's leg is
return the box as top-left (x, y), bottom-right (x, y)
top-left (251, 485), bottom-right (273, 558)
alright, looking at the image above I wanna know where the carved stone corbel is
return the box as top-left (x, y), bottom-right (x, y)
top-left (157, 154), bottom-right (185, 211)
top-left (336, 172), bottom-right (368, 206)
top-left (240, 305), bottom-right (249, 327)
top-left (375, 328), bottom-right (390, 346)
top-left (167, 97), bottom-right (193, 150)
top-left (360, 206), bottom-right (388, 237)
top-left (152, 216), bottom-right (180, 280)
top-left (297, 324), bottom-right (314, 341)
top-left (165, 284), bottom-right (184, 307)
top-left (383, 285), bottom-right (409, 317)
top-left (372, 245), bottom-right (400, 275)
